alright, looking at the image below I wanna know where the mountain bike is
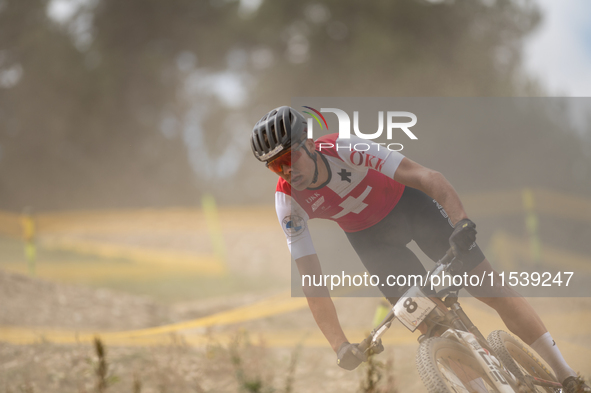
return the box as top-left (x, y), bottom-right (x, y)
top-left (358, 249), bottom-right (564, 393)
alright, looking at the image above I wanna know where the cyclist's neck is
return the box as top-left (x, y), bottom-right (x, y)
top-left (307, 152), bottom-right (331, 190)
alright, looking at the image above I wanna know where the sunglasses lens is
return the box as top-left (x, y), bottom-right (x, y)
top-left (267, 143), bottom-right (306, 174)
top-left (268, 153), bottom-right (291, 174)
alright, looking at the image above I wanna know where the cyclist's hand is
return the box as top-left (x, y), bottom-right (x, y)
top-left (449, 218), bottom-right (477, 256)
top-left (337, 342), bottom-right (366, 370)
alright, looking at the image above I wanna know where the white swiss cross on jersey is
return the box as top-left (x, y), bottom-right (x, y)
top-left (275, 133), bottom-right (406, 259)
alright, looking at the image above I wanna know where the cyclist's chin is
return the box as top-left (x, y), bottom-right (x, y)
top-left (291, 174), bottom-right (309, 190)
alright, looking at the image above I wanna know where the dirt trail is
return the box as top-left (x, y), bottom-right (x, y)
top-left (0, 268), bottom-right (172, 331)
top-left (2, 207), bottom-right (590, 392)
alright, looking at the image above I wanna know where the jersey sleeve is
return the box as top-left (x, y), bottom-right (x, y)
top-left (335, 135), bottom-right (405, 179)
top-left (275, 191), bottom-right (316, 260)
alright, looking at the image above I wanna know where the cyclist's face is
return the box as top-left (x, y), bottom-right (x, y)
top-left (267, 139), bottom-right (316, 190)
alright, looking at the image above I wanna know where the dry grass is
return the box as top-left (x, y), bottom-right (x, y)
top-left (0, 331), bottom-right (309, 393)
top-left (358, 354), bottom-right (397, 393)
top-left (221, 330), bottom-right (301, 393)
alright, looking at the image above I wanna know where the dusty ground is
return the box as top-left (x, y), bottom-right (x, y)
top-left (1, 207), bottom-right (590, 392)
top-left (1, 267), bottom-right (590, 393)
top-left (0, 268), bottom-right (399, 393)
top-left (0, 335), bottom-right (395, 393)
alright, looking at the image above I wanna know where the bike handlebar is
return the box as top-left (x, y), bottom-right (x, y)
top-left (358, 248), bottom-right (456, 356)
top-left (440, 248), bottom-right (455, 265)
top-left (358, 336), bottom-right (371, 353)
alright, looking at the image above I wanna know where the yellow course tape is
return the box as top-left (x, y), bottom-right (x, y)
top-left (3, 291), bottom-right (591, 350)
top-left (103, 291), bottom-right (309, 339)
top-left (0, 260), bottom-right (218, 282)
top-left (0, 326), bottom-right (419, 347)
top-left (0, 291), bottom-right (309, 345)
top-left (40, 238), bottom-right (226, 276)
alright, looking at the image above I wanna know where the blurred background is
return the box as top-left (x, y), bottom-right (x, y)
top-left (1, 0), bottom-right (590, 392)
top-left (0, 0), bottom-right (589, 211)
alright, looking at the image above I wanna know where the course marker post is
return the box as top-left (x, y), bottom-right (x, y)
top-left (21, 207), bottom-right (37, 276)
top-left (201, 194), bottom-right (227, 275)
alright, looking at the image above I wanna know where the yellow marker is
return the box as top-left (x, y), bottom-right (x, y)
top-left (372, 299), bottom-right (391, 327)
top-left (20, 208), bottom-right (37, 276)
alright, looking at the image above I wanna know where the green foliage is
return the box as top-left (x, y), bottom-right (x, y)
top-left (250, 0), bottom-right (541, 97)
top-left (226, 330), bottom-right (301, 393)
top-left (229, 332), bottom-right (275, 393)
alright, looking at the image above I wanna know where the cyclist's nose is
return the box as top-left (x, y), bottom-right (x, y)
top-left (282, 165), bottom-right (292, 175)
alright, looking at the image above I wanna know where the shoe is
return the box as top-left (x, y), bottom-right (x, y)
top-left (562, 376), bottom-right (591, 393)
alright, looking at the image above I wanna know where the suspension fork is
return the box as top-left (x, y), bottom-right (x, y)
top-left (447, 301), bottom-right (521, 389)
top-left (418, 297), bottom-right (467, 341)
top-left (451, 302), bottom-right (489, 345)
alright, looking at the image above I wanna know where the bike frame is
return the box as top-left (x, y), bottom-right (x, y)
top-left (358, 249), bottom-right (564, 392)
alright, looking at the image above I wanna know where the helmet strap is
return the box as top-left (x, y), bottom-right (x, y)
top-left (302, 145), bottom-right (319, 184)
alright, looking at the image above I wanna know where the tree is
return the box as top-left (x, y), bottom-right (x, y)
top-left (4, 0), bottom-right (589, 211)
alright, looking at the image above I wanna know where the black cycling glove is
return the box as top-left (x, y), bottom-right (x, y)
top-left (449, 218), bottom-right (477, 256)
top-left (336, 339), bottom-right (384, 370)
top-left (337, 342), bottom-right (366, 370)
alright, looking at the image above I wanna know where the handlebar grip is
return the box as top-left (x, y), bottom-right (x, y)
top-left (358, 336), bottom-right (371, 353)
top-left (440, 248), bottom-right (454, 265)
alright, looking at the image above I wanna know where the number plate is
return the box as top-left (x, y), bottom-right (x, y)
top-left (393, 287), bottom-right (437, 332)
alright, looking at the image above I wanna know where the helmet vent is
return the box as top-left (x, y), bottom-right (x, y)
top-left (268, 123), bottom-right (276, 144)
top-left (278, 118), bottom-right (286, 139)
top-left (250, 106), bottom-right (306, 163)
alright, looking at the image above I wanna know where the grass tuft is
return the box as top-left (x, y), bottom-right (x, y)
top-left (282, 344), bottom-right (301, 393)
top-left (358, 353), bottom-right (397, 393)
top-left (93, 337), bottom-right (108, 393)
top-left (224, 330), bottom-right (302, 393)
top-left (92, 337), bottom-right (120, 392)
top-left (132, 374), bottom-right (141, 393)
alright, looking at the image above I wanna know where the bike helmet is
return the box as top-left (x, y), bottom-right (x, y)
top-left (251, 106), bottom-right (308, 162)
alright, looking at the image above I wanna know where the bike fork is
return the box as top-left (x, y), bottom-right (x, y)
top-left (451, 302), bottom-right (488, 345)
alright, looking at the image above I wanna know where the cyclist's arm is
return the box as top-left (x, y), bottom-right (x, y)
top-left (296, 253), bottom-right (349, 352)
top-left (275, 190), bottom-right (348, 351)
top-left (393, 157), bottom-right (469, 225)
top-left (333, 136), bottom-right (467, 224)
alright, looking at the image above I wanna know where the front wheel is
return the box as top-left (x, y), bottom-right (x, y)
top-left (416, 337), bottom-right (501, 393)
top-left (487, 330), bottom-right (559, 393)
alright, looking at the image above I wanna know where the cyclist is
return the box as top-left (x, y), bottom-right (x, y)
top-left (251, 106), bottom-right (588, 392)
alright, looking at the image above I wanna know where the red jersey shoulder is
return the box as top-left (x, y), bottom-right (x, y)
top-left (314, 133), bottom-right (340, 159)
top-left (276, 178), bottom-right (292, 195)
